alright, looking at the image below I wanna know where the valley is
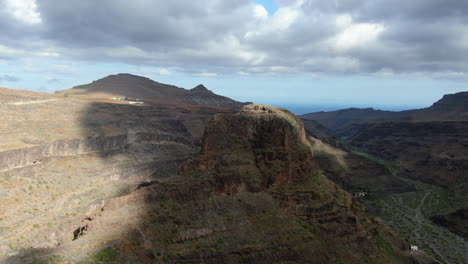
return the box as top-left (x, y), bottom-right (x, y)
top-left (364, 178), bottom-right (467, 264)
top-left (0, 86), bottom-right (418, 263)
top-left (301, 92), bottom-right (468, 264)
top-left (2, 1), bottom-right (467, 263)
top-left (0, 75), bottom-right (465, 264)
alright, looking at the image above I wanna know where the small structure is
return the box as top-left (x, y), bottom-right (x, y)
top-left (354, 192), bottom-right (367, 198)
top-left (410, 245), bottom-right (418, 252)
top-left (110, 97), bottom-right (126, 101)
top-left (128, 101), bottom-right (144, 105)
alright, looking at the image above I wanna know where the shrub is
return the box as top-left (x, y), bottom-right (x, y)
top-left (94, 247), bottom-right (118, 263)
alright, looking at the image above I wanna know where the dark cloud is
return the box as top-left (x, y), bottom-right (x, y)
top-left (0, 0), bottom-right (467, 77)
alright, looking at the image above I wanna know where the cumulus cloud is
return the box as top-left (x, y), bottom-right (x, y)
top-left (0, 0), bottom-right (467, 77)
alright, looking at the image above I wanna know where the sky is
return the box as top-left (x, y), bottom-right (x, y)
top-left (1, 0), bottom-right (468, 113)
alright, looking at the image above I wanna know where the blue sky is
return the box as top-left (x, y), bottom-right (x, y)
top-left (1, 0), bottom-right (467, 113)
top-left (254, 0), bottom-right (279, 14)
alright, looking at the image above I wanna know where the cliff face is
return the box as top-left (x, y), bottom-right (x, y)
top-left (7, 105), bottom-right (416, 264)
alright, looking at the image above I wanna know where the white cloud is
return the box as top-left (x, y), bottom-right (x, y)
top-left (157, 68), bottom-right (172, 76)
top-left (1, 0), bottom-right (468, 77)
top-left (330, 19), bottom-right (385, 53)
top-left (5, 0), bottom-right (42, 24)
top-left (335, 14), bottom-right (352, 29)
top-left (192, 72), bottom-right (218, 77)
top-left (0, 45), bottom-right (25, 57)
top-left (253, 4), bottom-right (268, 19)
top-left (0, 45), bottom-right (59, 58)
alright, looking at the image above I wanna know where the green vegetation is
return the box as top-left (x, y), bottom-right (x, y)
top-left (363, 179), bottom-right (466, 264)
top-left (93, 247), bottom-right (118, 263)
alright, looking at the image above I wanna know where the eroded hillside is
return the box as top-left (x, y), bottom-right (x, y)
top-left (3, 104), bottom-right (420, 264)
top-left (0, 87), bottom-right (235, 261)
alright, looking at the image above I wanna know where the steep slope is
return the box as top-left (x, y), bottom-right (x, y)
top-left (299, 92), bottom-right (468, 263)
top-left (5, 105), bottom-right (418, 264)
top-left (431, 207), bottom-right (468, 238)
top-left (56, 73), bottom-right (247, 109)
top-left (302, 119), bottom-right (415, 198)
top-left (346, 121), bottom-right (468, 189)
top-left (417, 91), bottom-right (468, 120)
top-left (0, 87), bottom-right (235, 260)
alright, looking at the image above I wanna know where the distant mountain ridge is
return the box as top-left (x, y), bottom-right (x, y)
top-left (56, 73), bottom-right (248, 109)
top-left (300, 91), bottom-right (468, 131)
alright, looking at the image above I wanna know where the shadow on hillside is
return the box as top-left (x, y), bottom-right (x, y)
top-left (4, 101), bottom-right (233, 264)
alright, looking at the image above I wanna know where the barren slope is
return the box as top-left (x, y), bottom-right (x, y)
top-left (0, 88), bottom-right (235, 260)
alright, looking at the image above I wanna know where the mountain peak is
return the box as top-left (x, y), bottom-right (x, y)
top-left (190, 84), bottom-right (213, 94)
top-left (100, 73), bottom-right (152, 82)
top-left (56, 74), bottom-right (246, 109)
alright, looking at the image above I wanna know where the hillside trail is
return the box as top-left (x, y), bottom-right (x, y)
top-left (6, 99), bottom-right (58, 105)
top-left (413, 191), bottom-right (431, 240)
top-left (382, 177), bottom-right (467, 264)
top-left (411, 190), bottom-right (451, 264)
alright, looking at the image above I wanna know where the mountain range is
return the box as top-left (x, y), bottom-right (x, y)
top-left (1, 74), bottom-right (465, 263)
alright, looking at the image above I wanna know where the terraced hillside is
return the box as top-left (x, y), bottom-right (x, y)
top-left (0, 87), bottom-right (235, 260)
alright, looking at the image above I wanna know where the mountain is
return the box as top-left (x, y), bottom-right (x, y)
top-left (56, 73), bottom-right (248, 109)
top-left (298, 91), bottom-right (468, 263)
top-left (413, 91), bottom-right (468, 120)
top-left (301, 107), bottom-right (414, 132)
top-left (5, 104), bottom-right (419, 264)
top-left (300, 91), bottom-right (468, 133)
